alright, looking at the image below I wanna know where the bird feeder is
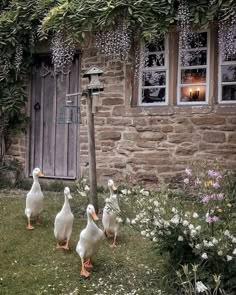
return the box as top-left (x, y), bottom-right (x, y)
top-left (57, 93), bottom-right (80, 124)
top-left (84, 66), bottom-right (104, 96)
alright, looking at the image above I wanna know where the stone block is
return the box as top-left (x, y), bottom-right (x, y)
top-left (135, 125), bottom-right (161, 132)
top-left (136, 141), bottom-right (156, 148)
top-left (228, 133), bottom-right (236, 144)
top-left (107, 118), bottom-right (133, 126)
top-left (123, 132), bottom-right (139, 141)
top-left (139, 132), bottom-right (164, 141)
top-left (175, 145), bottom-right (198, 156)
top-left (102, 98), bottom-right (124, 106)
top-left (174, 125), bottom-right (193, 133)
top-left (94, 118), bottom-right (106, 125)
top-left (203, 131), bottom-right (226, 143)
top-left (98, 131), bottom-right (121, 141)
top-left (112, 106), bottom-right (126, 116)
top-left (191, 116), bottom-right (225, 125)
top-left (161, 125), bottom-right (174, 133)
top-left (168, 133), bottom-right (193, 144)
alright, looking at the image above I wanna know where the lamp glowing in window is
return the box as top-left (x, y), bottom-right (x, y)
top-left (189, 88), bottom-right (192, 97)
top-left (197, 88), bottom-right (200, 97)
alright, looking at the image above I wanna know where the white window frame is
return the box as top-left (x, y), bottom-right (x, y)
top-left (218, 53), bottom-right (236, 104)
top-left (138, 35), bottom-right (169, 106)
top-left (177, 30), bottom-right (210, 105)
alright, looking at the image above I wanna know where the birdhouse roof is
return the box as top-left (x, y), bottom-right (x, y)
top-left (84, 66), bottom-right (104, 76)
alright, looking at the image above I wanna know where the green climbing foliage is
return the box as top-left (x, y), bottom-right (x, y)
top-left (0, 0), bottom-right (235, 153)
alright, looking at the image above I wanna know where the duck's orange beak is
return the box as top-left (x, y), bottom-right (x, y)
top-left (91, 211), bottom-right (99, 221)
top-left (38, 171), bottom-right (44, 177)
top-left (112, 184), bottom-right (117, 191)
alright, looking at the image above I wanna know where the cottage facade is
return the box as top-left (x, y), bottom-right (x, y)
top-left (8, 28), bottom-right (236, 185)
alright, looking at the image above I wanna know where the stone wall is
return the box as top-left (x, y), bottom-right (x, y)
top-left (80, 44), bottom-right (236, 186)
top-left (5, 43), bottom-right (236, 186)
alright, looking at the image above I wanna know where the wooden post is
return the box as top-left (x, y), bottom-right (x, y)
top-left (86, 91), bottom-right (98, 212)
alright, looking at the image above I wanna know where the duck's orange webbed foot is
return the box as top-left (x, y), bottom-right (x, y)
top-left (84, 259), bottom-right (93, 268)
top-left (61, 241), bottom-right (70, 250)
top-left (26, 224), bottom-right (34, 230)
top-left (81, 268), bottom-right (90, 277)
top-left (110, 242), bottom-right (117, 248)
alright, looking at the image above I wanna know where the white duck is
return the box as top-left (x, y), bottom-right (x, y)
top-left (25, 168), bottom-right (44, 230)
top-left (54, 187), bottom-right (74, 250)
top-left (76, 204), bottom-right (104, 277)
top-left (102, 179), bottom-right (120, 248)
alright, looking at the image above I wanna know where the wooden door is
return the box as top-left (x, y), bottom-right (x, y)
top-left (29, 55), bottom-right (80, 179)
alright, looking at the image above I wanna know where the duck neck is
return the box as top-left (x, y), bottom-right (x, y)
top-left (62, 195), bottom-right (71, 212)
top-left (109, 186), bottom-right (114, 196)
top-left (32, 175), bottom-right (41, 191)
top-left (87, 212), bottom-right (94, 226)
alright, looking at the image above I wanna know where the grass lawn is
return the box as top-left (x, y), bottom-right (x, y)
top-left (0, 189), bottom-right (167, 295)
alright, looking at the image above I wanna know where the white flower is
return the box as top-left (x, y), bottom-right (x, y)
top-left (227, 255), bottom-right (233, 261)
top-left (183, 230), bottom-right (187, 235)
top-left (185, 168), bottom-right (192, 176)
top-left (189, 224), bottom-right (194, 230)
top-left (207, 242), bottom-right (213, 247)
top-left (201, 253), bottom-right (208, 259)
top-left (163, 221), bottom-right (170, 228)
top-left (141, 230), bottom-right (146, 236)
top-left (183, 220), bottom-right (189, 227)
top-left (184, 178), bottom-right (190, 184)
top-left (218, 250), bottom-right (223, 256)
top-left (196, 281), bottom-right (208, 293)
top-left (146, 233), bottom-right (150, 238)
top-left (84, 185), bottom-right (90, 191)
top-left (212, 238), bottom-right (218, 244)
top-left (196, 226), bottom-right (201, 231)
top-left (121, 189), bottom-right (127, 195)
top-left (224, 230), bottom-right (230, 237)
top-left (116, 217), bottom-right (123, 223)
top-left (131, 219), bottom-right (136, 225)
top-left (78, 191), bottom-right (86, 197)
top-left (203, 240), bottom-right (208, 246)
top-left (153, 201), bottom-right (159, 207)
top-left (153, 237), bottom-right (158, 242)
top-left (172, 207), bottom-right (178, 213)
top-left (191, 230), bottom-right (197, 237)
top-left (195, 244), bottom-right (201, 249)
top-left (127, 190), bottom-right (131, 195)
top-left (232, 237), bottom-right (236, 243)
top-left (178, 236), bottom-right (184, 241)
top-left (125, 218), bottom-right (131, 225)
top-left (140, 189), bottom-right (149, 197)
top-left (171, 215), bottom-right (180, 225)
top-left (233, 249), bottom-right (236, 255)
top-left (150, 231), bottom-right (156, 236)
top-left (193, 212), bottom-right (199, 218)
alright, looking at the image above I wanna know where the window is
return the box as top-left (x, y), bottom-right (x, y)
top-left (219, 53), bottom-right (236, 103)
top-left (139, 36), bottom-right (169, 106)
top-left (177, 31), bottom-right (209, 105)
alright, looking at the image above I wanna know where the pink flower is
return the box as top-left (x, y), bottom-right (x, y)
top-left (184, 178), bottom-right (190, 184)
top-left (206, 216), bottom-right (212, 223)
top-left (212, 216), bottom-right (219, 222)
top-left (212, 182), bottom-right (220, 189)
top-left (208, 170), bottom-right (222, 178)
top-left (202, 195), bottom-right (210, 204)
top-left (185, 168), bottom-right (192, 176)
top-left (217, 193), bottom-right (224, 200)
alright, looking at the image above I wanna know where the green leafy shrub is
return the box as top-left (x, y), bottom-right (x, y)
top-left (115, 167), bottom-right (236, 293)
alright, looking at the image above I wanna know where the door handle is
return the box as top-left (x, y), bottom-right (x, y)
top-left (34, 102), bottom-right (41, 111)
